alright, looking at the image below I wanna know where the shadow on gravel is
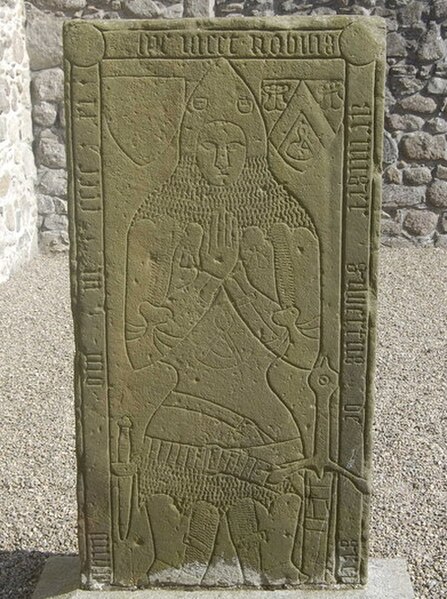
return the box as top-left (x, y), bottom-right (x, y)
top-left (0, 550), bottom-right (72, 599)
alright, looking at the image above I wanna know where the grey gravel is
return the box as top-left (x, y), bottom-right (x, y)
top-left (0, 250), bottom-right (446, 599)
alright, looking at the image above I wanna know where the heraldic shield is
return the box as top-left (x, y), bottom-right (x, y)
top-left (103, 77), bottom-right (184, 166)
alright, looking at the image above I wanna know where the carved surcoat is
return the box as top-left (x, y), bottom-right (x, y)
top-left (124, 60), bottom-right (321, 511)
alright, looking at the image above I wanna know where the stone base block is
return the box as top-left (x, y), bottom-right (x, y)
top-left (33, 556), bottom-right (413, 599)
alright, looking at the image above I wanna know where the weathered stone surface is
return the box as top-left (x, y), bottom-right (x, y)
top-left (31, 68), bottom-right (64, 103)
top-left (402, 166), bottom-right (432, 186)
top-left (0, 173), bottom-right (11, 197)
top-left (32, 556), bottom-right (415, 598)
top-left (42, 213), bottom-right (68, 230)
top-left (58, 101), bottom-right (65, 125)
top-left (418, 64), bottom-right (433, 80)
top-left (381, 214), bottom-right (402, 238)
top-left (417, 24), bottom-right (446, 63)
top-left (398, 1), bottom-right (426, 30)
top-left (39, 229), bottom-right (69, 252)
top-left (384, 165), bottom-right (402, 185)
top-left (64, 17), bottom-right (385, 591)
top-left (25, 4), bottom-right (64, 70)
top-left (426, 116), bottom-right (447, 134)
top-left (0, 81), bottom-right (9, 113)
top-left (12, 30), bottom-right (25, 63)
top-left (165, 3), bottom-right (182, 17)
top-left (0, 115), bottom-right (7, 141)
top-left (427, 77), bottom-right (447, 95)
top-left (384, 87), bottom-right (395, 112)
top-left (436, 165), bottom-right (447, 180)
top-left (433, 0), bottom-right (447, 20)
top-left (401, 132), bottom-right (447, 161)
top-left (388, 65), bottom-right (424, 98)
top-left (0, 0), bottom-right (37, 283)
top-left (36, 129), bottom-right (66, 168)
top-left (386, 113), bottom-right (424, 132)
top-left (34, 0), bottom-right (86, 10)
top-left (382, 184), bottom-right (424, 208)
top-left (386, 32), bottom-right (406, 57)
top-left (440, 211), bottom-right (447, 233)
top-left (183, 0), bottom-right (211, 16)
top-left (383, 131), bottom-right (399, 165)
top-left (37, 193), bottom-right (55, 214)
top-left (32, 101), bottom-right (58, 127)
top-left (434, 233), bottom-right (447, 247)
top-left (398, 94), bottom-right (438, 114)
top-left (427, 180), bottom-right (447, 208)
top-left (122, 0), bottom-right (164, 17)
top-left (390, 64), bottom-right (417, 79)
top-left (389, 73), bottom-right (424, 97)
top-left (435, 63), bottom-right (447, 78)
top-left (403, 209), bottom-right (439, 236)
top-left (38, 167), bottom-right (67, 197)
top-left (53, 196), bottom-right (68, 214)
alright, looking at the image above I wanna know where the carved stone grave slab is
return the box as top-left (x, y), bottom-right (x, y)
top-left (64, 16), bottom-right (385, 592)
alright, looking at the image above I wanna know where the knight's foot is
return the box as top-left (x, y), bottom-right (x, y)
top-left (263, 562), bottom-right (301, 586)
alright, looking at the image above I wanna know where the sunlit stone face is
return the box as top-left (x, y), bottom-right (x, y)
top-left (66, 18), bottom-right (385, 591)
top-left (196, 121), bottom-right (246, 186)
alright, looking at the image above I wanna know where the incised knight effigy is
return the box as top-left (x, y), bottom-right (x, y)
top-left (64, 16), bottom-right (385, 591)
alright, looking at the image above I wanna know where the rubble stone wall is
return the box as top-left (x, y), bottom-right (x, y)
top-left (0, 0), bottom-right (37, 283)
top-left (25, 0), bottom-right (447, 250)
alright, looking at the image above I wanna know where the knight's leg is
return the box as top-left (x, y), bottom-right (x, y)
top-left (258, 493), bottom-right (302, 584)
top-left (146, 496), bottom-right (220, 585)
top-left (181, 501), bottom-right (220, 584)
top-left (145, 494), bottom-right (189, 584)
top-left (227, 498), bottom-right (263, 586)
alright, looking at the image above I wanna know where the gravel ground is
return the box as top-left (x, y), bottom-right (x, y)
top-left (0, 249), bottom-right (446, 599)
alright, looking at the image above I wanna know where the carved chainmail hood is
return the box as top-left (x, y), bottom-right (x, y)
top-left (134, 156), bottom-right (315, 233)
top-left (133, 59), bottom-right (315, 233)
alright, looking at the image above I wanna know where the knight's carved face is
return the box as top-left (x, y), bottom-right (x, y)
top-left (197, 121), bottom-right (246, 186)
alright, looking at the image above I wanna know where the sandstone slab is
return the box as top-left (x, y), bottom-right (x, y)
top-left (64, 16), bottom-right (385, 591)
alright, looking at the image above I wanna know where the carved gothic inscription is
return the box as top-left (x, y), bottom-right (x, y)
top-left (64, 16), bottom-right (385, 591)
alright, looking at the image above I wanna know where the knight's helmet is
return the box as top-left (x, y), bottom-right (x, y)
top-left (135, 57), bottom-right (314, 232)
top-left (180, 58), bottom-right (266, 164)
